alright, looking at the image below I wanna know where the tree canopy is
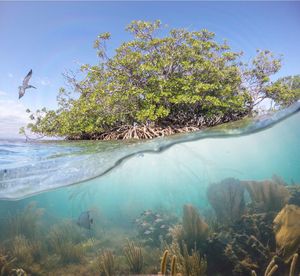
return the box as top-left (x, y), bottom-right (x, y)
top-left (25, 20), bottom-right (299, 140)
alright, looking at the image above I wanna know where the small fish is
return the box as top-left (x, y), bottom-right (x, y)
top-left (77, 211), bottom-right (93, 230)
top-left (154, 218), bottom-right (163, 223)
top-left (160, 224), bottom-right (166, 229)
top-left (142, 210), bottom-right (152, 216)
top-left (144, 230), bottom-right (152, 235)
top-left (141, 222), bottom-right (149, 227)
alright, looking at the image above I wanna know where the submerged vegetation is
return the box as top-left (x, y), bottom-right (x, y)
top-left (23, 20), bottom-right (300, 140)
top-left (0, 175), bottom-right (299, 275)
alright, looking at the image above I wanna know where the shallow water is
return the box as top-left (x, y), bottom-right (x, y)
top-left (0, 104), bottom-right (300, 275)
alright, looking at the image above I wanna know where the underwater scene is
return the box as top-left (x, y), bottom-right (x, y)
top-left (0, 104), bottom-right (300, 276)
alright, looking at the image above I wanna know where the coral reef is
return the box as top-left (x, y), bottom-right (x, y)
top-left (157, 250), bottom-right (178, 276)
top-left (207, 178), bottom-right (246, 225)
top-left (47, 221), bottom-right (86, 264)
top-left (242, 178), bottom-right (290, 212)
top-left (273, 204), bottom-right (300, 260)
top-left (251, 253), bottom-right (300, 276)
top-left (97, 250), bottom-right (115, 276)
top-left (159, 250), bottom-right (169, 275)
top-left (0, 249), bottom-right (16, 276)
top-left (232, 212), bottom-right (277, 249)
top-left (5, 202), bottom-right (44, 240)
top-left (11, 235), bottom-right (34, 266)
top-left (205, 230), bottom-right (271, 275)
top-left (287, 185), bottom-right (300, 206)
top-left (164, 241), bottom-right (207, 276)
top-left (0, 175), bottom-right (298, 275)
top-left (182, 205), bottom-right (208, 251)
top-left (123, 239), bottom-right (144, 274)
top-left (10, 268), bottom-right (28, 276)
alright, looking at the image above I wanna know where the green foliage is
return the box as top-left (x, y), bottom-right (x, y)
top-left (271, 75), bottom-right (300, 106)
top-left (25, 21), bottom-right (299, 139)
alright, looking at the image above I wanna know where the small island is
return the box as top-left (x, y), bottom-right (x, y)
top-left (24, 21), bottom-right (300, 140)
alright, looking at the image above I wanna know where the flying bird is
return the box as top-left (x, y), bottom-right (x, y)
top-left (18, 69), bottom-right (36, 99)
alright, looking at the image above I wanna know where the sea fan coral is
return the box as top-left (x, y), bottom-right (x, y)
top-left (207, 178), bottom-right (245, 225)
top-left (242, 178), bottom-right (290, 212)
top-left (182, 205), bottom-right (209, 251)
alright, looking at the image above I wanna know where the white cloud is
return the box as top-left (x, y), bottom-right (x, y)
top-left (0, 98), bottom-right (29, 138)
top-left (39, 77), bottom-right (51, 86)
top-left (0, 90), bottom-right (7, 97)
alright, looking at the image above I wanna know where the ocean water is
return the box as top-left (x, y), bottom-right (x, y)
top-left (0, 103), bottom-right (300, 275)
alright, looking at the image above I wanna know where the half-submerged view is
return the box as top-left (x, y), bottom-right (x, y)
top-left (0, 2), bottom-right (300, 276)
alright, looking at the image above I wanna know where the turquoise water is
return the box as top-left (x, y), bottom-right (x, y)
top-left (0, 104), bottom-right (300, 275)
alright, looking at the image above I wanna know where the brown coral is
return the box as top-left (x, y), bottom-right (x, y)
top-left (164, 241), bottom-right (207, 276)
top-left (242, 178), bottom-right (290, 212)
top-left (123, 239), bottom-right (144, 274)
top-left (182, 205), bottom-right (209, 250)
top-left (273, 204), bottom-right (300, 260)
top-left (207, 178), bottom-right (246, 225)
top-left (98, 250), bottom-right (115, 276)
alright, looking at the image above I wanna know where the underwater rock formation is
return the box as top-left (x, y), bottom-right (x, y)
top-left (203, 207), bottom-right (281, 276)
top-left (242, 178), bottom-right (290, 212)
top-left (232, 212), bottom-right (277, 249)
top-left (205, 230), bottom-right (271, 276)
top-left (207, 178), bottom-right (246, 225)
top-left (273, 204), bottom-right (300, 260)
top-left (182, 205), bottom-right (209, 251)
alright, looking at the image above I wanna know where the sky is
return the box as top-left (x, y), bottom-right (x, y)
top-left (0, 1), bottom-right (299, 138)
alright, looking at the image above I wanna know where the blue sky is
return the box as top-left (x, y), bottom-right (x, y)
top-left (0, 1), bottom-right (299, 137)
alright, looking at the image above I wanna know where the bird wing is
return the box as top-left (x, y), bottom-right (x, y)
top-left (19, 86), bottom-right (25, 99)
top-left (23, 69), bottom-right (33, 86)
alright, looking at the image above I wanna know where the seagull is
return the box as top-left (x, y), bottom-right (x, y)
top-left (18, 69), bottom-right (36, 99)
